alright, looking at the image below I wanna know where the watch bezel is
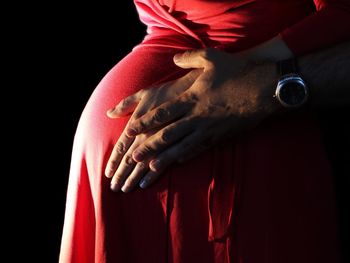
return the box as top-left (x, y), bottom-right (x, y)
top-left (275, 73), bottom-right (309, 108)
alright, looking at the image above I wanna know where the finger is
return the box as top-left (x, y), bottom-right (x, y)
top-left (138, 170), bottom-right (162, 189)
top-left (132, 117), bottom-right (195, 162)
top-left (120, 161), bottom-right (148, 193)
top-left (107, 90), bottom-right (143, 118)
top-left (148, 130), bottom-right (203, 172)
top-left (127, 92), bottom-right (195, 136)
top-left (178, 69), bottom-right (203, 89)
top-left (131, 70), bottom-right (201, 121)
top-left (110, 154), bottom-right (137, 192)
top-left (105, 132), bottom-right (135, 178)
top-left (173, 49), bottom-right (215, 69)
top-left (177, 141), bottom-right (211, 164)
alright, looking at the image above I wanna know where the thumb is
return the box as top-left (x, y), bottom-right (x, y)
top-left (173, 49), bottom-right (209, 69)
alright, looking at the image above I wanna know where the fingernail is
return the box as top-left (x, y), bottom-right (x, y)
top-left (173, 53), bottom-right (181, 63)
top-left (126, 128), bottom-right (137, 137)
top-left (139, 176), bottom-right (150, 189)
top-left (105, 169), bottom-right (113, 178)
top-left (121, 184), bottom-right (131, 193)
top-left (106, 108), bottom-right (114, 116)
top-left (150, 159), bottom-right (161, 172)
top-left (110, 183), bottom-right (121, 192)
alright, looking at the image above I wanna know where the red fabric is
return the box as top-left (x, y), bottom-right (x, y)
top-left (280, 0), bottom-right (350, 55)
top-left (59, 1), bottom-right (345, 262)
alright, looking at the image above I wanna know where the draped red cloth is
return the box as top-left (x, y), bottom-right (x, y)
top-left (59, 1), bottom-right (349, 262)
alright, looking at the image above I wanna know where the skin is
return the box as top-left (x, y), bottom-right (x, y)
top-left (105, 38), bottom-right (350, 193)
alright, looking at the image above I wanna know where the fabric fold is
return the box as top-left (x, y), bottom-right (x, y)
top-left (208, 144), bottom-right (236, 242)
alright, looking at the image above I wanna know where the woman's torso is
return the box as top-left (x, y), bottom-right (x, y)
top-left (134, 0), bottom-right (315, 51)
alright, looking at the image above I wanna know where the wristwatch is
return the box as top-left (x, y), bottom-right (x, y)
top-left (275, 58), bottom-right (308, 108)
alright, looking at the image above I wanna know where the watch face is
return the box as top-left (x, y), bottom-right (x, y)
top-left (276, 75), bottom-right (308, 107)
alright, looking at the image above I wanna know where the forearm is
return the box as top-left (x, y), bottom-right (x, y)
top-left (244, 41), bottom-right (350, 115)
top-left (279, 2), bottom-right (350, 56)
top-left (298, 41), bottom-right (350, 107)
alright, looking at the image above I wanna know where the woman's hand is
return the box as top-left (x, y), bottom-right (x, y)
top-left (105, 69), bottom-right (201, 192)
top-left (106, 48), bottom-right (279, 192)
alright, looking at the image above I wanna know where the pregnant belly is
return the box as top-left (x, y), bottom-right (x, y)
top-left (74, 45), bottom-right (187, 164)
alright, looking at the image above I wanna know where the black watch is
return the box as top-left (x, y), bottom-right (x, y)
top-left (275, 58), bottom-right (308, 108)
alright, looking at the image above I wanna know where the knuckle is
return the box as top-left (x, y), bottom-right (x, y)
top-left (160, 129), bottom-right (172, 144)
top-left (115, 141), bottom-right (126, 155)
top-left (124, 155), bottom-right (135, 166)
top-left (138, 162), bottom-right (147, 170)
top-left (153, 108), bottom-right (169, 123)
top-left (141, 144), bottom-right (154, 155)
top-left (189, 92), bottom-right (199, 102)
top-left (136, 118), bottom-right (147, 131)
top-left (183, 91), bottom-right (199, 103)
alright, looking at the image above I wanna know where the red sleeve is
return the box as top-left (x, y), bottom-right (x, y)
top-left (279, 0), bottom-right (350, 55)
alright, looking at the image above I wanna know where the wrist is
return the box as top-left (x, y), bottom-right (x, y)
top-left (275, 58), bottom-right (309, 109)
top-left (247, 61), bottom-right (284, 116)
top-left (256, 59), bottom-right (311, 120)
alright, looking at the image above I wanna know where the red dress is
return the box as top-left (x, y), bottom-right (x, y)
top-left (59, 1), bottom-right (350, 262)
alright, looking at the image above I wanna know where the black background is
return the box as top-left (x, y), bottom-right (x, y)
top-left (11, 2), bottom-right (349, 262)
top-left (9, 2), bottom-right (145, 262)
top-left (40, 3), bottom-right (146, 262)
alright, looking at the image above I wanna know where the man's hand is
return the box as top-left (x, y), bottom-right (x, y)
top-left (106, 48), bottom-right (279, 192)
top-left (105, 69), bottom-right (201, 192)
